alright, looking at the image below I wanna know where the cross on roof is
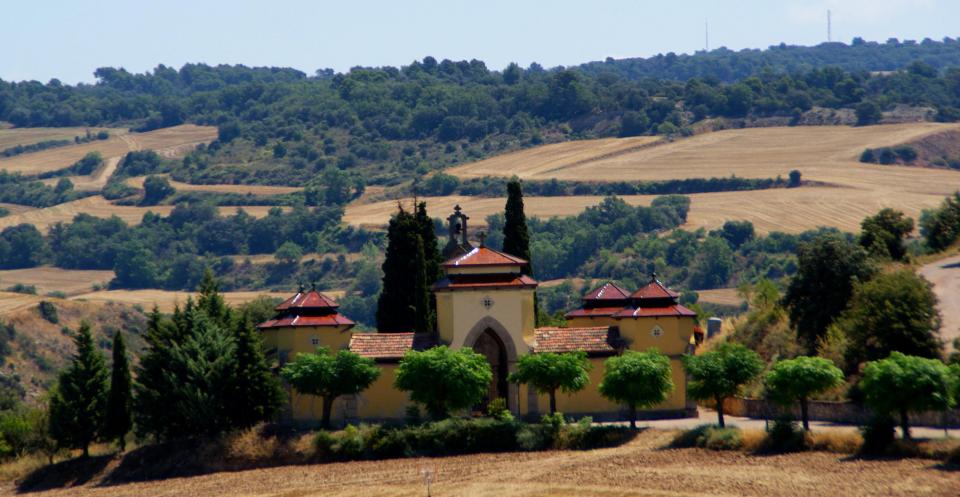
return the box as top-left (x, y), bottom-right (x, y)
top-left (477, 231), bottom-right (487, 247)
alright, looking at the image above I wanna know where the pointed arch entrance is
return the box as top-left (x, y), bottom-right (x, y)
top-left (463, 316), bottom-right (519, 413)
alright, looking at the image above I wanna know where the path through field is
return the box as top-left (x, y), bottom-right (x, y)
top-left (919, 252), bottom-right (960, 351)
top-left (9, 429), bottom-right (957, 497)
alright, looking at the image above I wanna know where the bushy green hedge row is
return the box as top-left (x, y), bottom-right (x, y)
top-left (312, 416), bottom-right (634, 461)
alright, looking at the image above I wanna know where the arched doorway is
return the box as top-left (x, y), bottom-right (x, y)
top-left (471, 328), bottom-right (509, 409)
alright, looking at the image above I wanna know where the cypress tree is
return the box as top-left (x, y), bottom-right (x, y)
top-left (104, 331), bottom-right (132, 451)
top-left (228, 312), bottom-right (284, 428)
top-left (502, 178), bottom-right (539, 323)
top-left (198, 268), bottom-right (231, 328)
top-left (415, 201), bottom-right (441, 331)
top-left (49, 322), bottom-right (109, 457)
top-left (377, 205), bottom-right (433, 332)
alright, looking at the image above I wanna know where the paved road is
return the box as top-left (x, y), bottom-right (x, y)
top-left (632, 407), bottom-right (960, 439)
top-left (920, 252), bottom-right (960, 351)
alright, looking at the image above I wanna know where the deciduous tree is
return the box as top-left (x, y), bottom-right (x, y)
top-left (861, 352), bottom-right (954, 440)
top-left (764, 356), bottom-right (844, 431)
top-left (600, 350), bottom-right (674, 428)
top-left (509, 352), bottom-right (591, 415)
top-left (281, 348), bottom-right (380, 429)
top-left (683, 343), bottom-right (763, 427)
top-left (395, 346), bottom-right (492, 419)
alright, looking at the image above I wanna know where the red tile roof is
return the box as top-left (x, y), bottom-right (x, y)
top-left (349, 332), bottom-right (435, 360)
top-left (533, 326), bottom-right (616, 354)
top-left (433, 273), bottom-right (538, 291)
top-left (630, 279), bottom-right (679, 300)
top-left (564, 306), bottom-right (624, 319)
top-left (442, 246), bottom-right (527, 268)
top-left (612, 304), bottom-right (696, 318)
top-left (582, 282), bottom-right (631, 302)
top-left (258, 313), bottom-right (355, 329)
top-left (275, 289), bottom-right (340, 311)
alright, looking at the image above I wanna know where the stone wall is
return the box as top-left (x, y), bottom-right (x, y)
top-left (722, 397), bottom-right (960, 428)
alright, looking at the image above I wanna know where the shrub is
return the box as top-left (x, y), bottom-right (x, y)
top-left (859, 415), bottom-right (896, 455)
top-left (860, 148), bottom-right (876, 163)
top-left (671, 424), bottom-right (742, 450)
top-left (37, 301), bottom-right (58, 324)
top-left (759, 418), bottom-right (808, 453)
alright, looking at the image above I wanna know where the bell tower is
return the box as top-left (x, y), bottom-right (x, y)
top-left (443, 204), bottom-right (474, 257)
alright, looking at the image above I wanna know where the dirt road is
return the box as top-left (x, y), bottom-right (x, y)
top-left (920, 252), bottom-right (960, 351)
top-left (8, 430), bottom-right (956, 497)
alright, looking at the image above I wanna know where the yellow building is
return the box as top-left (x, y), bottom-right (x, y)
top-left (260, 206), bottom-right (698, 425)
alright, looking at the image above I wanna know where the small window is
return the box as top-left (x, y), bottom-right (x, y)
top-left (651, 325), bottom-right (664, 338)
top-left (310, 336), bottom-right (320, 346)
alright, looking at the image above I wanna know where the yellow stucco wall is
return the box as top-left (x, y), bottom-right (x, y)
top-left (356, 364), bottom-right (410, 420)
top-left (262, 324), bottom-right (353, 360)
top-left (438, 287), bottom-right (534, 355)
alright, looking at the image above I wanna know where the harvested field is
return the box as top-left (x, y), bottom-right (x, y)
top-left (0, 126), bottom-right (123, 150)
top-left (441, 123), bottom-right (960, 234)
top-left (345, 185), bottom-right (941, 234)
top-left (0, 196), bottom-right (288, 233)
top-left (0, 267), bottom-right (113, 296)
top-left (0, 203), bottom-right (35, 216)
top-left (67, 289), bottom-right (335, 313)
top-left (0, 124), bottom-right (215, 176)
top-left (696, 288), bottom-right (746, 307)
top-left (124, 175), bottom-right (302, 195)
top-left (11, 429), bottom-right (958, 497)
top-left (0, 292), bottom-right (43, 316)
top-left (228, 253), bottom-right (362, 265)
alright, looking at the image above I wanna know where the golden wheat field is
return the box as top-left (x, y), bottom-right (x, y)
top-left (0, 267), bottom-right (113, 296)
top-left (0, 196), bottom-right (288, 233)
top-left (0, 292), bottom-right (44, 316)
top-left (67, 289), bottom-right (338, 313)
top-left (0, 124), bottom-right (216, 176)
top-left (360, 123), bottom-right (960, 234)
top-left (696, 288), bottom-right (746, 307)
top-left (124, 175), bottom-right (302, 195)
top-left (0, 126), bottom-right (124, 150)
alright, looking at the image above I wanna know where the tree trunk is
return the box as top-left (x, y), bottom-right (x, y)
top-left (82, 443), bottom-right (89, 458)
top-left (549, 390), bottom-right (557, 415)
top-left (321, 396), bottom-right (335, 429)
top-left (119, 434), bottom-right (126, 452)
top-left (900, 408), bottom-right (911, 441)
top-left (629, 404), bottom-right (637, 429)
top-left (800, 397), bottom-right (810, 431)
top-left (716, 396), bottom-right (725, 428)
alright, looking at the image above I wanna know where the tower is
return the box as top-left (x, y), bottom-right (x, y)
top-left (443, 204), bottom-right (474, 257)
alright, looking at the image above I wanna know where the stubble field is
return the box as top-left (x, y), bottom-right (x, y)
top-left (8, 430), bottom-right (957, 497)
top-left (367, 123), bottom-right (960, 234)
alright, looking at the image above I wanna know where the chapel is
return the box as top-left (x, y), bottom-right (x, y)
top-left (259, 206), bottom-right (698, 424)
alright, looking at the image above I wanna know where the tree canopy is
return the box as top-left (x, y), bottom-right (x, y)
top-left (764, 356), bottom-right (844, 431)
top-left (683, 343), bottom-right (763, 427)
top-left (599, 349), bottom-right (675, 428)
top-left (49, 322), bottom-right (109, 457)
top-left (281, 348), bottom-right (380, 428)
top-left (861, 352), bottom-right (954, 440)
top-left (394, 346), bottom-right (492, 419)
top-left (508, 351), bottom-right (591, 415)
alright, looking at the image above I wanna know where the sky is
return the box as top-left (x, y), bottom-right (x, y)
top-left (3, 0), bottom-right (959, 84)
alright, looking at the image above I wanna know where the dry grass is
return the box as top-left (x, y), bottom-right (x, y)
top-left (0, 127), bottom-right (124, 150)
top-left (0, 124), bottom-right (215, 177)
top-left (441, 123), bottom-right (960, 234)
top-left (696, 288), bottom-right (746, 307)
top-left (918, 252), bottom-right (960, 351)
top-left (0, 203), bottom-right (35, 216)
top-left (67, 290), bottom-right (308, 313)
top-left (124, 175), bottom-right (302, 195)
top-left (0, 196), bottom-right (288, 233)
top-left (0, 267), bottom-right (112, 296)
top-left (0, 292), bottom-right (43, 316)
top-left (809, 431), bottom-right (864, 454)
top-left (7, 428), bottom-right (959, 497)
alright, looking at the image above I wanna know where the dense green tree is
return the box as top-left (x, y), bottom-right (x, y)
top-left (502, 178), bottom-right (532, 273)
top-left (783, 233), bottom-right (876, 353)
top-left (836, 270), bottom-right (942, 368)
top-left (49, 322), bottom-right (109, 457)
top-left (229, 312), bottom-right (284, 428)
top-left (281, 348), bottom-right (379, 428)
top-left (764, 356), bottom-right (844, 430)
top-left (0, 224), bottom-right (45, 269)
top-left (104, 331), bottom-right (132, 451)
top-left (197, 268), bottom-right (231, 327)
top-left (376, 206), bottom-right (432, 333)
top-left (509, 352), bottom-right (591, 415)
top-left (141, 175), bottom-right (175, 206)
top-left (689, 236), bottom-right (734, 289)
top-left (861, 352), bottom-right (954, 440)
top-left (683, 343), bottom-right (763, 427)
top-left (859, 208), bottom-right (914, 260)
top-left (274, 241), bottom-right (304, 265)
top-left (921, 192), bottom-right (960, 251)
top-left (856, 101), bottom-right (883, 125)
top-left (718, 220), bottom-right (756, 249)
top-left (599, 350), bottom-right (675, 428)
top-left (395, 346), bottom-right (492, 419)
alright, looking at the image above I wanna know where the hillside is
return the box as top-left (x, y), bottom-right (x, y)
top-left (351, 123), bottom-right (960, 234)
top-left (581, 37), bottom-right (960, 82)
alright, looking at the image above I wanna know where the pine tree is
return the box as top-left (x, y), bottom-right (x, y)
top-left (198, 268), bottom-right (231, 327)
top-left (104, 331), bottom-right (132, 451)
top-left (377, 206), bottom-right (433, 332)
top-left (49, 322), bottom-right (109, 457)
top-left (228, 312), bottom-right (284, 428)
top-left (501, 178), bottom-right (539, 323)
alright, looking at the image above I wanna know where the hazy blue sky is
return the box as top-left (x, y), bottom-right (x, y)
top-left (4, 0), bottom-right (958, 83)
